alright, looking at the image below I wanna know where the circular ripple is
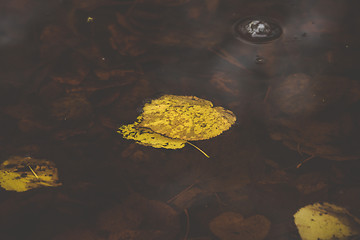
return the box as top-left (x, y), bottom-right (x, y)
top-left (233, 16), bottom-right (282, 44)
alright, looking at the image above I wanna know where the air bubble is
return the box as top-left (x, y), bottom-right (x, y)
top-left (255, 56), bottom-right (266, 64)
top-left (233, 16), bottom-right (282, 44)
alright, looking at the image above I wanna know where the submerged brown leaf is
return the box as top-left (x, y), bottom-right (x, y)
top-left (97, 194), bottom-right (180, 240)
top-left (209, 212), bottom-right (271, 240)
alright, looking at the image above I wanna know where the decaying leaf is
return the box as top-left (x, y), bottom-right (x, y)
top-left (0, 156), bottom-right (62, 192)
top-left (294, 202), bottom-right (360, 240)
top-left (209, 212), bottom-right (271, 240)
top-left (118, 95), bottom-right (236, 157)
top-left (51, 94), bottom-right (92, 121)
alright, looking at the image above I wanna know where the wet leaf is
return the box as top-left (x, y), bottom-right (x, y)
top-left (108, 24), bottom-right (147, 56)
top-left (294, 202), bottom-right (360, 240)
top-left (51, 93), bottom-right (92, 121)
top-left (209, 212), bottom-right (271, 240)
top-left (210, 72), bottom-right (240, 96)
top-left (139, 95), bottom-right (236, 140)
top-left (170, 186), bottom-right (210, 209)
top-left (0, 156), bottom-right (62, 192)
top-left (97, 194), bottom-right (180, 240)
top-left (295, 172), bottom-right (328, 195)
top-left (118, 95), bottom-right (236, 156)
top-left (119, 119), bottom-right (186, 149)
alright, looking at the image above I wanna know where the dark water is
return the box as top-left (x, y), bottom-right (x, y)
top-left (1, 0), bottom-right (360, 239)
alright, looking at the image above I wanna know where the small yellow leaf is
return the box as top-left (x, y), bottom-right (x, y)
top-left (294, 202), bottom-right (360, 240)
top-left (0, 156), bottom-right (62, 192)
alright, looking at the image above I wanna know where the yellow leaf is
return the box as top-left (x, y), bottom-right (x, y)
top-left (0, 156), bottom-right (62, 192)
top-left (118, 118), bottom-right (186, 149)
top-left (118, 95), bottom-right (236, 157)
top-left (139, 95), bottom-right (236, 140)
top-left (294, 202), bottom-right (360, 240)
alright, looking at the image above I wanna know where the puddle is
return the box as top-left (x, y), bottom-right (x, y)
top-left (0, 0), bottom-right (359, 239)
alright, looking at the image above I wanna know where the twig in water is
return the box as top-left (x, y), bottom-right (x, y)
top-left (126, 0), bottom-right (139, 16)
top-left (214, 192), bottom-right (227, 206)
top-left (263, 86), bottom-right (271, 103)
top-left (209, 47), bottom-right (248, 71)
top-left (167, 183), bottom-right (196, 204)
top-left (296, 155), bottom-right (315, 168)
top-left (184, 208), bottom-right (190, 240)
top-left (297, 143), bottom-right (304, 156)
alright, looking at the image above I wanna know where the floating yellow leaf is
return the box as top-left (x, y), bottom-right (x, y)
top-left (294, 202), bottom-right (360, 240)
top-left (118, 95), bottom-right (236, 157)
top-left (139, 95), bottom-right (236, 140)
top-left (119, 118), bottom-right (186, 149)
top-left (0, 156), bottom-right (62, 192)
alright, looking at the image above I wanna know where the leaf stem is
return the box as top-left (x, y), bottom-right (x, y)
top-left (186, 141), bottom-right (210, 158)
top-left (28, 165), bottom-right (39, 178)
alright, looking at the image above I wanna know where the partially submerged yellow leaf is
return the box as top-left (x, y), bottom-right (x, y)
top-left (119, 118), bottom-right (186, 149)
top-left (0, 156), bottom-right (62, 192)
top-left (139, 95), bottom-right (236, 140)
top-left (118, 95), bottom-right (236, 157)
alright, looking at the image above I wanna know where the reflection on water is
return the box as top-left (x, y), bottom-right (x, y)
top-left (0, 0), bottom-right (360, 239)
